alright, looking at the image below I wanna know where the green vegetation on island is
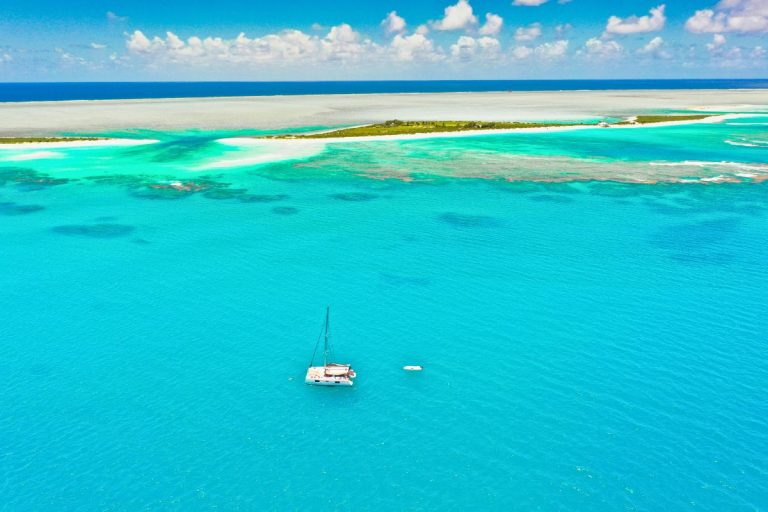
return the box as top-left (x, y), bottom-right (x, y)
top-left (269, 119), bottom-right (572, 139)
top-left (264, 115), bottom-right (714, 140)
top-left (618, 114), bottom-right (712, 125)
top-left (0, 137), bottom-right (105, 144)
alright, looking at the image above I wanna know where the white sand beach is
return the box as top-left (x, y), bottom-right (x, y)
top-left (197, 139), bottom-right (328, 170)
top-left (0, 138), bottom-right (159, 149)
top-left (1, 89), bottom-right (767, 136)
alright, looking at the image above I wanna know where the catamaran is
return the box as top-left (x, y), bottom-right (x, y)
top-left (305, 307), bottom-right (356, 386)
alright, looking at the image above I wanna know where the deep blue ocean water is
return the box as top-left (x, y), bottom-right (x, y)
top-left (1, 79), bottom-right (768, 103)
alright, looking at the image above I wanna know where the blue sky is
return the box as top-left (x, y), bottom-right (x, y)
top-left (1, 0), bottom-right (766, 80)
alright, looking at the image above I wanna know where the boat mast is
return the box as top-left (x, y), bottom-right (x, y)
top-left (323, 306), bottom-right (330, 367)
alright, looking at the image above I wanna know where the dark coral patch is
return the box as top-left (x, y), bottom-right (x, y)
top-left (239, 194), bottom-right (289, 203)
top-left (540, 182), bottom-right (582, 195)
top-left (131, 187), bottom-right (192, 200)
top-left (85, 175), bottom-right (236, 201)
top-left (650, 217), bottom-right (741, 265)
top-left (83, 174), bottom-right (291, 205)
top-left (0, 167), bottom-right (71, 189)
top-left (272, 206), bottom-right (299, 215)
top-left (52, 223), bottom-right (135, 238)
top-left (0, 202), bottom-right (45, 215)
top-left (203, 188), bottom-right (247, 200)
top-left (16, 181), bottom-right (69, 192)
top-left (439, 212), bottom-right (501, 228)
top-left (329, 192), bottom-right (379, 202)
top-left (494, 181), bottom-right (541, 194)
top-left (85, 174), bottom-right (148, 187)
top-left (586, 182), bottom-right (648, 197)
top-left (644, 193), bottom-right (767, 217)
top-left (528, 194), bottom-right (575, 204)
top-left (130, 180), bottom-right (216, 200)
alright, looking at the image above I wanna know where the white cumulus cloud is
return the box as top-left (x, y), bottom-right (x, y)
top-left (390, 33), bottom-right (443, 62)
top-left (638, 36), bottom-right (671, 58)
top-left (706, 33), bottom-right (727, 50)
top-left (479, 13), bottom-right (504, 35)
top-left (686, 0), bottom-right (768, 33)
top-left (582, 37), bottom-right (624, 58)
top-left (535, 39), bottom-right (569, 59)
top-left (382, 11), bottom-right (406, 33)
top-left (512, 39), bottom-right (569, 60)
top-left (127, 31), bottom-right (152, 52)
top-left (686, 10), bottom-right (728, 32)
top-left (322, 24), bottom-right (370, 60)
top-left (126, 25), bottom-right (378, 65)
top-left (450, 35), bottom-right (501, 60)
top-left (433, 0), bottom-right (478, 31)
top-left (511, 46), bottom-right (534, 59)
top-left (515, 23), bottom-right (543, 41)
top-left (605, 5), bottom-right (666, 35)
top-left (106, 11), bottom-right (127, 22)
top-left (513, 0), bottom-right (549, 6)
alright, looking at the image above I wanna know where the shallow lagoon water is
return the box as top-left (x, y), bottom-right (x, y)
top-left (1, 120), bottom-right (767, 510)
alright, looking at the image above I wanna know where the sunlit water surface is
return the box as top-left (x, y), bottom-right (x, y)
top-left (1, 120), bottom-right (767, 511)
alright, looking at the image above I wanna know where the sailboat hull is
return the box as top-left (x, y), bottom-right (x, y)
top-left (305, 377), bottom-right (354, 386)
top-left (305, 366), bottom-right (354, 386)
top-left (306, 308), bottom-right (356, 386)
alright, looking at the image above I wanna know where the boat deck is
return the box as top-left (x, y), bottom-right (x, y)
top-left (305, 366), bottom-right (354, 386)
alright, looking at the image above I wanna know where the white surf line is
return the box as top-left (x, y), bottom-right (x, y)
top-left (649, 160), bottom-right (768, 172)
top-left (0, 138), bottom-right (159, 150)
top-left (725, 140), bottom-right (768, 148)
top-left (1, 150), bottom-right (65, 161)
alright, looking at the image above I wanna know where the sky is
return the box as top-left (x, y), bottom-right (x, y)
top-left (0, 0), bottom-right (767, 81)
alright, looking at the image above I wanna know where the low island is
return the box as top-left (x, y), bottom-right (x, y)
top-left (0, 136), bottom-right (106, 144)
top-left (0, 136), bottom-right (161, 149)
top-left (0, 115), bottom-right (716, 146)
top-left (265, 115), bottom-right (714, 140)
top-left (616, 114), bottom-right (713, 125)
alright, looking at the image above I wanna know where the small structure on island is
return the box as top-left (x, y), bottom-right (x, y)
top-left (598, 121), bottom-right (610, 128)
top-left (305, 307), bottom-right (356, 386)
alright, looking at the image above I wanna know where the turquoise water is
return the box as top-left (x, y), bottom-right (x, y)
top-left (1, 120), bottom-right (767, 510)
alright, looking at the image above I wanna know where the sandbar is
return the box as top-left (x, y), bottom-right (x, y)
top-left (1, 89), bottom-right (767, 136)
top-left (0, 138), bottom-right (159, 149)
